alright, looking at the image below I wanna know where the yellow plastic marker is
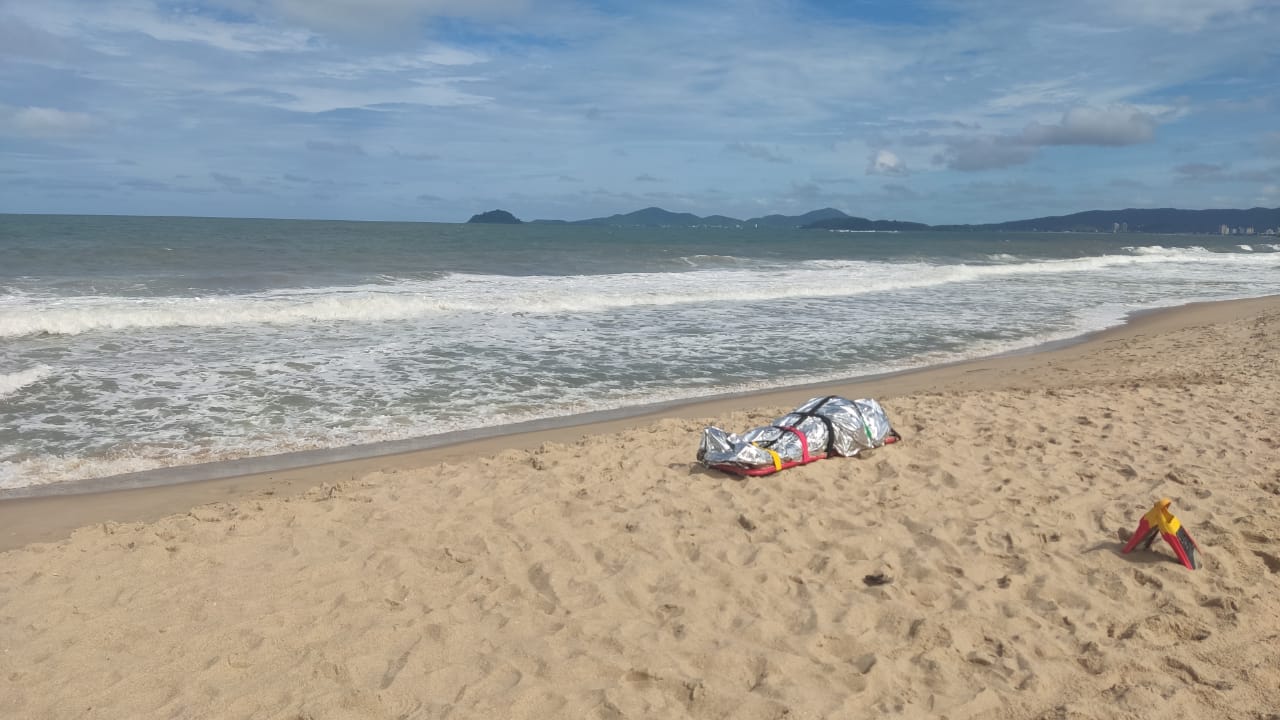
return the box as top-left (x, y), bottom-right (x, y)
top-left (1122, 498), bottom-right (1201, 570)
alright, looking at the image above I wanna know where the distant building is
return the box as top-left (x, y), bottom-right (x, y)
top-left (1112, 222), bottom-right (1120, 233)
top-left (1246, 227), bottom-right (1255, 235)
top-left (1221, 224), bottom-right (1231, 235)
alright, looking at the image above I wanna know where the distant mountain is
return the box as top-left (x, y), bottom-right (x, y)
top-left (931, 207), bottom-right (1280, 234)
top-left (701, 215), bottom-right (745, 227)
top-left (804, 216), bottom-right (930, 231)
top-left (512, 205), bottom-right (1280, 233)
top-left (746, 208), bottom-right (849, 228)
top-left (551, 206), bottom-right (845, 228)
top-left (571, 207), bottom-right (702, 226)
top-left (571, 206), bottom-right (743, 227)
top-left (467, 209), bottom-right (522, 224)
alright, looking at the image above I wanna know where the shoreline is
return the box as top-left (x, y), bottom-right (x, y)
top-left (0, 312), bottom-right (1119, 500)
top-left (2, 293), bottom-right (1277, 551)
top-left (1, 292), bottom-right (1266, 501)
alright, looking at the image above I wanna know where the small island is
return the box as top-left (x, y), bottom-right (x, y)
top-left (466, 209), bottom-right (523, 224)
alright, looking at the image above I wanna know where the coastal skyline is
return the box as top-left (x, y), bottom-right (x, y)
top-left (2, 0), bottom-right (1279, 224)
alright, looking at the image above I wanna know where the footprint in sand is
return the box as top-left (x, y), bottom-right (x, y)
top-left (1250, 549), bottom-right (1280, 573)
top-left (527, 562), bottom-right (561, 614)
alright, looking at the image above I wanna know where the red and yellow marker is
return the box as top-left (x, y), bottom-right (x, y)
top-left (1122, 498), bottom-right (1200, 570)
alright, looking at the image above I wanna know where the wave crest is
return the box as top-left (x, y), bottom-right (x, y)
top-left (0, 365), bottom-right (53, 399)
top-left (3, 247), bottom-right (1277, 338)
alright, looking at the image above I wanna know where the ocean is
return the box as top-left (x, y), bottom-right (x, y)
top-left (3, 213), bottom-right (1279, 492)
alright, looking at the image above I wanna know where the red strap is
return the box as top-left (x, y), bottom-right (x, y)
top-left (779, 425), bottom-right (809, 463)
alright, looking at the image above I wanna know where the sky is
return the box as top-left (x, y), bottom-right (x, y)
top-left (2, 0), bottom-right (1279, 224)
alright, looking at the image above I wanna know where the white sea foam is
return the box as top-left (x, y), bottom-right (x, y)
top-left (0, 365), bottom-right (52, 399)
top-left (0, 293), bottom-right (1170, 491)
top-left (1122, 245), bottom-right (1208, 255)
top-left (6, 280), bottom-right (1280, 491)
top-left (1239, 245), bottom-right (1254, 251)
top-left (4, 247), bottom-right (1276, 339)
top-left (0, 333), bottom-right (1070, 490)
top-left (678, 254), bottom-right (750, 267)
top-left (0, 455), bottom-right (163, 491)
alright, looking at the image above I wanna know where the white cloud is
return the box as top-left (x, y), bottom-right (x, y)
top-left (725, 143), bottom-right (791, 164)
top-left (1100, 0), bottom-right (1264, 31)
top-left (965, 0), bottom-right (1269, 33)
top-left (928, 105), bottom-right (1160, 172)
top-left (224, 0), bottom-right (532, 36)
top-left (270, 80), bottom-right (492, 112)
top-left (1175, 162), bottom-right (1226, 178)
top-left (935, 136), bottom-right (1037, 172)
top-left (311, 48), bottom-right (489, 80)
top-left (124, 7), bottom-right (315, 53)
top-left (988, 78), bottom-right (1087, 112)
top-left (8, 1), bottom-right (316, 54)
top-left (0, 105), bottom-right (96, 137)
top-left (867, 149), bottom-right (908, 176)
top-left (306, 140), bottom-right (367, 155)
top-left (1022, 105), bottom-right (1157, 146)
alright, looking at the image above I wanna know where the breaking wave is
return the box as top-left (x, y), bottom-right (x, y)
top-left (0, 365), bottom-right (53, 399)
top-left (3, 247), bottom-right (1277, 338)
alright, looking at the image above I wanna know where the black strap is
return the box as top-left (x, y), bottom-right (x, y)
top-left (754, 425), bottom-right (790, 449)
top-left (782, 396), bottom-right (839, 455)
top-left (783, 412), bottom-right (835, 455)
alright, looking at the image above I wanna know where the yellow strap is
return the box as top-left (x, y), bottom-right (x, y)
top-left (767, 448), bottom-right (782, 471)
top-left (747, 440), bottom-right (783, 468)
top-left (753, 442), bottom-right (783, 471)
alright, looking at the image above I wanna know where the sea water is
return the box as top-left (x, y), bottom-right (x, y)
top-left (3, 214), bottom-right (1279, 491)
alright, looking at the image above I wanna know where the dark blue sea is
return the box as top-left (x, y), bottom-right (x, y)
top-left (2, 214), bottom-right (1278, 490)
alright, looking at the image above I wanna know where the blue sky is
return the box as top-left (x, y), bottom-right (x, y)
top-left (2, 0), bottom-right (1279, 224)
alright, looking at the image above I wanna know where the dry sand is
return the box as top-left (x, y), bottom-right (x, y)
top-left (2, 296), bottom-right (1279, 719)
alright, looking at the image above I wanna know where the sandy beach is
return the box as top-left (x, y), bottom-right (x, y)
top-left (2, 295), bottom-right (1278, 719)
